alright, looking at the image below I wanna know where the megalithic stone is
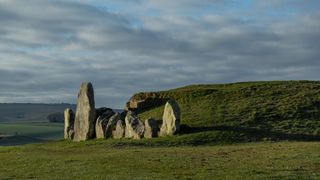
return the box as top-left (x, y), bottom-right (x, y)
top-left (73, 82), bottom-right (96, 141)
top-left (159, 100), bottom-right (181, 136)
top-left (64, 108), bottom-right (75, 139)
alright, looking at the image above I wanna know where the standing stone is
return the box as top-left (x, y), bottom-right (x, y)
top-left (105, 113), bottom-right (121, 138)
top-left (125, 111), bottom-right (135, 138)
top-left (64, 108), bottom-right (75, 139)
top-left (144, 118), bottom-right (158, 138)
top-left (95, 116), bottom-right (108, 139)
top-left (73, 82), bottom-right (96, 141)
top-left (112, 120), bottom-right (125, 139)
top-left (95, 109), bottom-right (115, 139)
top-left (160, 100), bottom-right (181, 136)
top-left (95, 107), bottom-right (113, 119)
top-left (125, 111), bottom-right (144, 139)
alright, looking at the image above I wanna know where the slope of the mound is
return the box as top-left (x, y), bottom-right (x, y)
top-left (135, 81), bottom-right (320, 136)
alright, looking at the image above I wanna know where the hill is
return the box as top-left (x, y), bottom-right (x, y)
top-left (133, 81), bottom-right (320, 141)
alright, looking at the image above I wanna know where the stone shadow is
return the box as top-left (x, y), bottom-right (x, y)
top-left (179, 125), bottom-right (320, 142)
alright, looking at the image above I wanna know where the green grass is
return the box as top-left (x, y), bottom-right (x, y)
top-left (1, 81), bottom-right (320, 178)
top-left (137, 81), bottom-right (320, 138)
top-left (0, 122), bottom-right (63, 139)
top-left (0, 141), bottom-right (319, 179)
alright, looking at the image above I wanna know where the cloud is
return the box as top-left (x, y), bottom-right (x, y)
top-left (0, 0), bottom-right (319, 108)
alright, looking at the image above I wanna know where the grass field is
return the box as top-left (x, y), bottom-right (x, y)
top-left (0, 141), bottom-right (319, 179)
top-left (0, 122), bottom-right (63, 146)
top-left (0, 122), bottom-right (63, 139)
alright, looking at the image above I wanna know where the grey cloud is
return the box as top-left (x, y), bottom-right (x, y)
top-left (0, 0), bottom-right (319, 108)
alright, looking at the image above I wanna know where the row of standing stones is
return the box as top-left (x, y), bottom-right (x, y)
top-left (64, 82), bottom-right (181, 142)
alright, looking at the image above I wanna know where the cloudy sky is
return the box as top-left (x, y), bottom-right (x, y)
top-left (0, 0), bottom-right (319, 108)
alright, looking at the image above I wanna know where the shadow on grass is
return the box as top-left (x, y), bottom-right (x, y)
top-left (106, 124), bottom-right (320, 148)
top-left (0, 135), bottom-right (49, 146)
top-left (179, 125), bottom-right (320, 142)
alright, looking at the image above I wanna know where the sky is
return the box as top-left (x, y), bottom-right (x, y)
top-left (0, 0), bottom-right (319, 108)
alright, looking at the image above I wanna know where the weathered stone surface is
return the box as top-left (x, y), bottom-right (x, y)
top-left (95, 107), bottom-right (113, 119)
top-left (125, 92), bottom-right (165, 113)
top-left (160, 100), bottom-right (181, 136)
top-left (68, 129), bottom-right (75, 139)
top-left (95, 116), bottom-right (107, 139)
top-left (73, 82), bottom-right (96, 141)
top-left (95, 110), bottom-right (121, 139)
top-left (105, 113), bottom-right (121, 138)
top-left (144, 118), bottom-right (158, 138)
top-left (95, 110), bottom-right (114, 139)
top-left (64, 108), bottom-right (75, 139)
top-left (125, 111), bottom-right (144, 139)
top-left (112, 120), bottom-right (125, 139)
top-left (124, 111), bottom-right (135, 138)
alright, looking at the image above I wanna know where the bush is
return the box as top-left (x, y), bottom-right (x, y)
top-left (47, 112), bottom-right (64, 123)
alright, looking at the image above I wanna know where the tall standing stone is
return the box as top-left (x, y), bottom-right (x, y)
top-left (73, 82), bottom-right (96, 141)
top-left (159, 100), bottom-right (181, 136)
top-left (64, 108), bottom-right (75, 139)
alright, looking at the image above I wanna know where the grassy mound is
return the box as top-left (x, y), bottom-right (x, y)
top-left (136, 81), bottom-right (320, 140)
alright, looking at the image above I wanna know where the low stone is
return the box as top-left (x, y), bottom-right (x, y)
top-left (112, 120), bottom-right (125, 139)
top-left (64, 108), bottom-right (75, 139)
top-left (125, 111), bottom-right (144, 139)
top-left (95, 110), bottom-right (115, 139)
top-left (95, 107), bottom-right (113, 119)
top-left (144, 118), bottom-right (158, 138)
top-left (105, 113), bottom-right (121, 138)
top-left (159, 100), bottom-right (181, 136)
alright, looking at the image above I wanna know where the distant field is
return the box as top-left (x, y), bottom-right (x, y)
top-left (0, 122), bottom-right (63, 139)
top-left (0, 141), bottom-right (319, 179)
top-left (0, 103), bottom-right (123, 142)
top-left (0, 103), bottom-right (75, 123)
top-left (0, 103), bottom-right (71, 141)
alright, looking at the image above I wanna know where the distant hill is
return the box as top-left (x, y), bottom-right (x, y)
top-left (0, 103), bottom-right (76, 123)
top-left (135, 81), bottom-right (320, 138)
top-left (0, 103), bottom-right (122, 140)
top-left (0, 103), bottom-right (123, 123)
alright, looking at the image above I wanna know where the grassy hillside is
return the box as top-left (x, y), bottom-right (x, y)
top-left (137, 81), bottom-right (320, 139)
top-left (0, 141), bottom-right (319, 179)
